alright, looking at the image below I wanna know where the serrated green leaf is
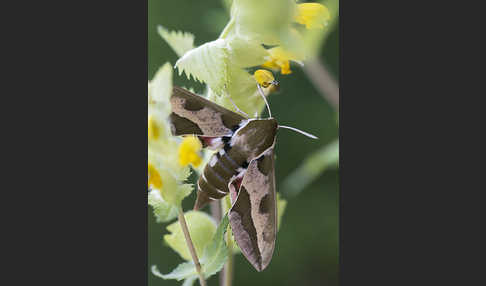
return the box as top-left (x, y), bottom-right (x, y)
top-left (164, 211), bottom-right (217, 261)
top-left (175, 39), bottom-right (229, 95)
top-left (283, 139), bottom-right (339, 197)
top-left (148, 189), bottom-right (178, 223)
top-left (151, 263), bottom-right (197, 281)
top-left (200, 215), bottom-right (230, 278)
top-left (207, 73), bottom-right (265, 118)
top-left (149, 161), bottom-right (193, 206)
top-left (227, 39), bottom-right (268, 68)
top-left (158, 26), bottom-right (195, 58)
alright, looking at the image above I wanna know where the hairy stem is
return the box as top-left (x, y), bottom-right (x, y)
top-left (177, 207), bottom-right (207, 286)
top-left (303, 59), bottom-right (339, 110)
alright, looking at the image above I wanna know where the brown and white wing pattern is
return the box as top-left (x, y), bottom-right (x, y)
top-left (169, 86), bottom-right (246, 137)
top-left (229, 148), bottom-right (277, 272)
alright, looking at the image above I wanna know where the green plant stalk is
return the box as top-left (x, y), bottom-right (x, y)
top-left (219, 198), bottom-right (234, 286)
top-left (177, 207), bottom-right (207, 286)
top-left (223, 228), bottom-right (234, 286)
top-left (219, 17), bottom-right (235, 39)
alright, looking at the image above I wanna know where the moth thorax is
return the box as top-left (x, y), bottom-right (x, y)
top-left (231, 119), bottom-right (278, 159)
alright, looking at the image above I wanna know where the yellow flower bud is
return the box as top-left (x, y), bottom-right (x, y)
top-left (294, 3), bottom-right (331, 29)
top-left (178, 136), bottom-right (202, 168)
top-left (148, 162), bottom-right (163, 190)
top-left (148, 115), bottom-right (159, 140)
top-left (254, 69), bottom-right (277, 88)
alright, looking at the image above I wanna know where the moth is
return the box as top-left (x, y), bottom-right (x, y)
top-left (169, 86), bottom-right (317, 271)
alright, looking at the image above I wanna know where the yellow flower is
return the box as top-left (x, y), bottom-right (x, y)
top-left (178, 136), bottom-right (202, 168)
top-left (294, 3), bottom-right (331, 29)
top-left (148, 162), bottom-right (163, 190)
top-left (254, 69), bottom-right (277, 87)
top-left (254, 69), bottom-right (280, 94)
top-left (261, 47), bottom-right (299, 75)
top-left (148, 115), bottom-right (160, 140)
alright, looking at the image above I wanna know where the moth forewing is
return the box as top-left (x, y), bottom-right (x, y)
top-left (229, 148), bottom-right (277, 272)
top-left (169, 86), bottom-right (245, 137)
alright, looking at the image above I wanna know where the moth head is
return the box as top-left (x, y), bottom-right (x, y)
top-left (232, 118), bottom-right (278, 159)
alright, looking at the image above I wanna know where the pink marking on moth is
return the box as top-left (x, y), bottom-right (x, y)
top-left (199, 136), bottom-right (223, 150)
top-left (230, 177), bottom-right (243, 204)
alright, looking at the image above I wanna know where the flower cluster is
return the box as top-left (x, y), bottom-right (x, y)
top-left (170, 0), bottom-right (332, 116)
top-left (147, 63), bottom-right (202, 223)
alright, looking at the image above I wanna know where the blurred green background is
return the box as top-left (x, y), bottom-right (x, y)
top-left (148, 0), bottom-right (339, 285)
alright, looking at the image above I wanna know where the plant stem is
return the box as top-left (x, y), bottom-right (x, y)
top-left (219, 17), bottom-right (235, 39)
top-left (177, 207), bottom-right (207, 286)
top-left (219, 198), bottom-right (234, 286)
top-left (222, 233), bottom-right (234, 286)
top-left (210, 200), bottom-right (222, 222)
top-left (303, 59), bottom-right (339, 110)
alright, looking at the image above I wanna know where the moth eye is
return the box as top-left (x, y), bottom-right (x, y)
top-left (222, 136), bottom-right (231, 144)
top-left (231, 125), bottom-right (240, 133)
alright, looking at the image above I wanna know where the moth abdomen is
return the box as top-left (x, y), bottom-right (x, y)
top-left (194, 149), bottom-right (250, 210)
top-left (197, 177), bottom-right (227, 199)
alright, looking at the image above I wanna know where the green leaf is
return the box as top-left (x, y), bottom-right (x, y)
top-left (158, 26), bottom-right (195, 58)
top-left (175, 39), bottom-right (229, 96)
top-left (151, 162), bottom-right (192, 206)
top-left (283, 139), bottom-right (339, 197)
top-left (227, 39), bottom-right (268, 68)
top-left (164, 211), bottom-right (217, 261)
top-left (151, 263), bottom-right (197, 281)
top-left (148, 189), bottom-right (178, 223)
top-left (153, 215), bottom-right (229, 283)
top-left (200, 215), bottom-right (230, 278)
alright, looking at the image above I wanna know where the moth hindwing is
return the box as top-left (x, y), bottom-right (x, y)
top-left (169, 86), bottom-right (278, 272)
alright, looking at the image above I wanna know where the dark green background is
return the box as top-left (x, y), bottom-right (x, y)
top-left (148, 0), bottom-right (339, 285)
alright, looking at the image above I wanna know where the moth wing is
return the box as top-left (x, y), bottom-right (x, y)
top-left (169, 86), bottom-right (246, 137)
top-left (228, 148), bottom-right (277, 272)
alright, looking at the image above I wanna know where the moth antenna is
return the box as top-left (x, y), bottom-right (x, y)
top-left (257, 84), bottom-right (272, 118)
top-left (228, 97), bottom-right (249, 118)
top-left (279, 125), bottom-right (319, 140)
